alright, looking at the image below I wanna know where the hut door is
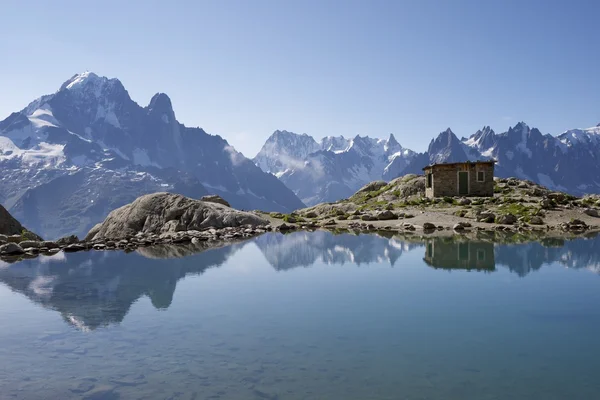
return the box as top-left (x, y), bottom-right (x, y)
top-left (458, 171), bottom-right (469, 195)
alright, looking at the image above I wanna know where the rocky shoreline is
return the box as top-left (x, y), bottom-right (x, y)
top-left (3, 219), bottom-right (599, 264)
top-left (0, 225), bottom-right (274, 262)
top-left (2, 177), bottom-right (600, 263)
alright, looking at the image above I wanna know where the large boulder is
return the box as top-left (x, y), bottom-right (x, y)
top-left (85, 192), bottom-right (268, 241)
top-left (0, 204), bottom-right (41, 240)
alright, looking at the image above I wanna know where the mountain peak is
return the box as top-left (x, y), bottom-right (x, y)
top-left (58, 71), bottom-right (124, 101)
top-left (148, 92), bottom-right (173, 111)
top-left (513, 121), bottom-right (530, 131)
top-left (60, 71), bottom-right (100, 89)
top-left (387, 133), bottom-right (399, 147)
top-left (59, 71), bottom-right (109, 92)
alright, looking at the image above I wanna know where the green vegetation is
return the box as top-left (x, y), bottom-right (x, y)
top-left (496, 203), bottom-right (542, 222)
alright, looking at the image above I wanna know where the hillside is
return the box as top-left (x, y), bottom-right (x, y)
top-left (261, 175), bottom-right (600, 235)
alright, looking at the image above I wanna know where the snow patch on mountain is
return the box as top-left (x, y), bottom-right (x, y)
top-left (559, 126), bottom-right (600, 147)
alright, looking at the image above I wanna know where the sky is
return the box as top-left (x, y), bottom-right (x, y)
top-left (1, 0), bottom-right (599, 157)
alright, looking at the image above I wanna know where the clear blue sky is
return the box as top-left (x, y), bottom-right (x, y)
top-left (1, 0), bottom-right (599, 157)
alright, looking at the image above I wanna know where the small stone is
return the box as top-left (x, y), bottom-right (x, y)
top-left (497, 213), bottom-right (517, 225)
top-left (63, 243), bottom-right (86, 252)
top-left (423, 222), bottom-right (436, 230)
top-left (453, 223), bottom-right (465, 231)
top-left (377, 210), bottom-right (397, 220)
top-left (529, 216), bottom-right (544, 225)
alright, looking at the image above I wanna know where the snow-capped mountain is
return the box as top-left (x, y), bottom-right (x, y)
top-left (253, 130), bottom-right (416, 205)
top-left (256, 122), bottom-right (600, 203)
top-left (0, 72), bottom-right (304, 238)
top-left (253, 130), bottom-right (321, 177)
top-left (399, 122), bottom-right (600, 195)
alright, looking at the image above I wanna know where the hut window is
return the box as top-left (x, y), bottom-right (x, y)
top-left (477, 171), bottom-right (485, 182)
top-left (427, 173), bottom-right (433, 188)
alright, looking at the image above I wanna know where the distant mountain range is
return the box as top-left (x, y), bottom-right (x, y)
top-left (253, 130), bottom-right (415, 205)
top-left (0, 72), bottom-right (305, 238)
top-left (253, 122), bottom-right (600, 205)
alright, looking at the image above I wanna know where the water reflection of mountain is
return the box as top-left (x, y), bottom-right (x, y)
top-left (252, 231), bottom-right (421, 270)
top-left (253, 232), bottom-right (600, 277)
top-left (0, 232), bottom-right (599, 330)
top-left (0, 241), bottom-right (244, 331)
top-left (495, 235), bottom-right (600, 277)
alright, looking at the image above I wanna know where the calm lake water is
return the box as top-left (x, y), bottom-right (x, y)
top-left (1, 231), bottom-right (600, 400)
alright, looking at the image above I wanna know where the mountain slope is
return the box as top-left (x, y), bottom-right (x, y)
top-left (0, 72), bottom-right (304, 238)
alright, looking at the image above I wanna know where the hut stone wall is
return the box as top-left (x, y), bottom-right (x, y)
top-left (424, 162), bottom-right (494, 198)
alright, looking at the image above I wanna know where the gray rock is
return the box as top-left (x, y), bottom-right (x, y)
top-left (453, 223), bottom-right (465, 231)
top-left (85, 192), bottom-right (268, 241)
top-left (0, 234), bottom-right (6, 242)
top-left (56, 235), bottom-right (79, 245)
top-left (497, 213), bottom-right (517, 225)
top-left (6, 235), bottom-right (22, 243)
top-left (304, 211), bottom-right (318, 218)
top-left (458, 198), bottom-right (471, 205)
top-left (529, 216), bottom-right (544, 225)
top-left (18, 240), bottom-right (41, 249)
top-left (0, 243), bottom-right (25, 255)
top-left (200, 195), bottom-right (231, 207)
top-left (41, 241), bottom-right (59, 249)
top-left (423, 222), bottom-right (436, 230)
top-left (376, 210), bottom-right (397, 220)
top-left (361, 214), bottom-right (376, 221)
top-left (278, 223), bottom-right (295, 231)
top-left (477, 212), bottom-right (495, 223)
top-left (583, 208), bottom-right (599, 218)
top-left (63, 243), bottom-right (86, 252)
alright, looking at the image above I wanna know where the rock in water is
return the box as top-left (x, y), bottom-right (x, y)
top-left (200, 195), bottom-right (231, 207)
top-left (85, 192), bottom-right (268, 241)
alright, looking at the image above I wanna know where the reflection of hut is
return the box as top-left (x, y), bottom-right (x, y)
top-left (424, 238), bottom-right (495, 271)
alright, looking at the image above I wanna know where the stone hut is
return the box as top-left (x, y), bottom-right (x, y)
top-left (422, 161), bottom-right (495, 198)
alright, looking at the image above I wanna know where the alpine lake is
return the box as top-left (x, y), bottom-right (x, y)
top-left (1, 230), bottom-right (599, 400)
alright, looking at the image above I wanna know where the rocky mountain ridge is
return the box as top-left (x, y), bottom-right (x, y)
top-left (254, 130), bottom-right (416, 205)
top-left (254, 122), bottom-right (600, 205)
